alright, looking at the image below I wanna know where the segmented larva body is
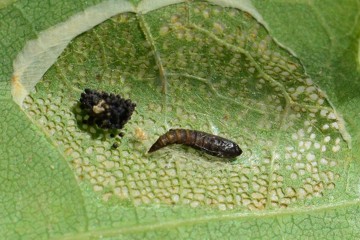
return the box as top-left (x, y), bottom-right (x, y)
top-left (148, 129), bottom-right (242, 159)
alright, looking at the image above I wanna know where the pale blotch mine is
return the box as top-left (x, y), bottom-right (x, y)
top-left (22, 2), bottom-right (349, 211)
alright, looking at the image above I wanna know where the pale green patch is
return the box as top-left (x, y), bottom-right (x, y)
top-left (24, 1), bottom-right (351, 212)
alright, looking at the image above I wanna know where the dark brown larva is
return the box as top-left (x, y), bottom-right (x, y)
top-left (148, 129), bottom-right (242, 159)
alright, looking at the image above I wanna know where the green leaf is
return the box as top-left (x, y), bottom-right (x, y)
top-left (2, 0), bottom-right (360, 239)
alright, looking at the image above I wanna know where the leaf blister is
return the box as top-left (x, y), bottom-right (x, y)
top-left (23, 2), bottom-right (349, 211)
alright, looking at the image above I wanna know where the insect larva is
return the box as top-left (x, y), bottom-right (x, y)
top-left (148, 129), bottom-right (242, 159)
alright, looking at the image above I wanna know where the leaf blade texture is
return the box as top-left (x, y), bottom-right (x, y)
top-left (1, 0), bottom-right (360, 239)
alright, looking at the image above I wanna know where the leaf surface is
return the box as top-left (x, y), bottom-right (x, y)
top-left (1, 0), bottom-right (360, 239)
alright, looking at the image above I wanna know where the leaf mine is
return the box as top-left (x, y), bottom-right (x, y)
top-left (23, 2), bottom-right (349, 211)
